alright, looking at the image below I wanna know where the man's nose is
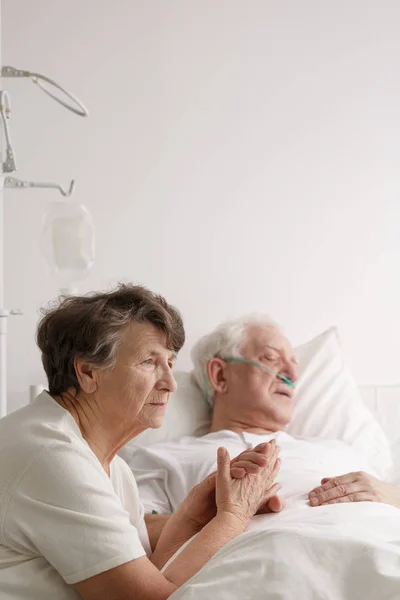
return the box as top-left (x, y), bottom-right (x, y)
top-left (283, 361), bottom-right (299, 385)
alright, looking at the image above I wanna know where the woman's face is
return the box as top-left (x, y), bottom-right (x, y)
top-left (93, 322), bottom-right (177, 435)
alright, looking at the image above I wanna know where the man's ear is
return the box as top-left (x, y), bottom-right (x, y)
top-left (207, 358), bottom-right (228, 395)
top-left (74, 359), bottom-right (98, 394)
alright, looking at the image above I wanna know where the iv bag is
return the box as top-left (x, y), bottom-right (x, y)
top-left (41, 200), bottom-right (95, 288)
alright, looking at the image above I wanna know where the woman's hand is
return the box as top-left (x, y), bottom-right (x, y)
top-left (179, 441), bottom-right (282, 529)
top-left (216, 440), bottom-right (281, 525)
top-left (231, 442), bottom-right (285, 514)
top-left (178, 471), bottom-right (217, 530)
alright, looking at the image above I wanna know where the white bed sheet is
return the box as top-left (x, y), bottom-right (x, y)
top-left (170, 502), bottom-right (400, 599)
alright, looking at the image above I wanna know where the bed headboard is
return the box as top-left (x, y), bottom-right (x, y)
top-left (360, 385), bottom-right (400, 481)
top-left (360, 385), bottom-right (400, 442)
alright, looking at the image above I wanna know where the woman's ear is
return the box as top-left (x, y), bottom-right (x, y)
top-left (207, 358), bottom-right (229, 396)
top-left (74, 359), bottom-right (98, 394)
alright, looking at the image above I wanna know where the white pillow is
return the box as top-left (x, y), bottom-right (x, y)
top-left (119, 327), bottom-right (392, 479)
top-left (286, 327), bottom-right (392, 479)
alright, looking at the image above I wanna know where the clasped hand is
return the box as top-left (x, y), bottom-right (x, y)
top-left (180, 440), bottom-right (283, 529)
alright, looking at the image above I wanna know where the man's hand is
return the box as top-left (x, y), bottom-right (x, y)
top-left (231, 441), bottom-right (286, 514)
top-left (309, 471), bottom-right (400, 509)
top-left (230, 443), bottom-right (271, 478)
top-left (256, 492), bottom-right (286, 514)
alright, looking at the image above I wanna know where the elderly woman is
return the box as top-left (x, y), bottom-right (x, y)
top-left (0, 284), bottom-right (280, 600)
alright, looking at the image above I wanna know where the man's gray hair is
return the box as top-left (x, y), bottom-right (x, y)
top-left (191, 314), bottom-right (280, 405)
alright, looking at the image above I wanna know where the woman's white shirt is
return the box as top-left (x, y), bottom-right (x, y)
top-left (0, 391), bottom-right (150, 600)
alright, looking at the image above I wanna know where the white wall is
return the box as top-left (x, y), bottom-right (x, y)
top-left (2, 0), bottom-right (400, 412)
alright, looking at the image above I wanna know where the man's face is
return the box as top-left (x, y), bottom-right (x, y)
top-left (222, 325), bottom-right (298, 429)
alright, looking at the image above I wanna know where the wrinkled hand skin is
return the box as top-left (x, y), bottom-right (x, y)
top-left (216, 442), bottom-right (282, 523)
top-left (309, 471), bottom-right (400, 509)
top-left (230, 441), bottom-right (286, 514)
top-left (181, 440), bottom-right (286, 529)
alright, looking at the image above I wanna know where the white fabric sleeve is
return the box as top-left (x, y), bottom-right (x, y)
top-left (111, 456), bottom-right (152, 555)
top-left (3, 442), bottom-right (146, 584)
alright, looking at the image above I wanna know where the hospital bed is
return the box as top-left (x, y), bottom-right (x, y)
top-left (119, 327), bottom-right (400, 599)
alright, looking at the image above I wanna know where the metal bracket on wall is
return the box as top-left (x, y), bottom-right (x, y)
top-left (4, 176), bottom-right (75, 197)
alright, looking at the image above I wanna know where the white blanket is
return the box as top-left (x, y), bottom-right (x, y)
top-left (170, 503), bottom-right (400, 599)
top-left (129, 430), bottom-right (400, 598)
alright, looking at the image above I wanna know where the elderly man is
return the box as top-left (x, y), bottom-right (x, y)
top-left (128, 315), bottom-right (400, 516)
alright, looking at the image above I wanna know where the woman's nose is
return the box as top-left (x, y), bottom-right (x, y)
top-left (168, 371), bottom-right (178, 393)
top-left (157, 367), bottom-right (177, 393)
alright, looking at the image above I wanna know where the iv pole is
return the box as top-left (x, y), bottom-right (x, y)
top-left (0, 15), bottom-right (88, 417)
